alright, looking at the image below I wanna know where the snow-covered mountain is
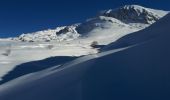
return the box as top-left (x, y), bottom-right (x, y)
top-left (13, 5), bottom-right (168, 44)
top-left (99, 5), bottom-right (167, 24)
top-left (0, 12), bottom-right (170, 100)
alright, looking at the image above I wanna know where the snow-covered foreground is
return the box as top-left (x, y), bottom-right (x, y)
top-left (0, 39), bottom-right (98, 81)
top-left (0, 11), bottom-right (169, 100)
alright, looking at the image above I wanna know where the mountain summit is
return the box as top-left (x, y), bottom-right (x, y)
top-left (100, 5), bottom-right (167, 24)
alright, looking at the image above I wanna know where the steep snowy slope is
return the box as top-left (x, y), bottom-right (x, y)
top-left (103, 11), bottom-right (170, 51)
top-left (12, 5), bottom-right (168, 44)
top-left (0, 13), bottom-right (170, 100)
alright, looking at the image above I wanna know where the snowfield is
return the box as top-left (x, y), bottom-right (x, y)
top-left (0, 5), bottom-right (169, 100)
top-left (0, 39), bottom-right (98, 81)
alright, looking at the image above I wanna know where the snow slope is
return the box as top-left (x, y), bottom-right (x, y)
top-left (0, 12), bottom-right (170, 100)
top-left (102, 11), bottom-right (170, 51)
top-left (0, 40), bottom-right (98, 81)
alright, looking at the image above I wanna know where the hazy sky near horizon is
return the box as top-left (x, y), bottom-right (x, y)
top-left (0, 0), bottom-right (170, 37)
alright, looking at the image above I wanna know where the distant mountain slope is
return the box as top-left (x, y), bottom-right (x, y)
top-left (12, 5), bottom-right (168, 44)
top-left (0, 13), bottom-right (170, 100)
top-left (15, 24), bottom-right (80, 42)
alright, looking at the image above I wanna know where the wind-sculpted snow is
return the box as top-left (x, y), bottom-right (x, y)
top-left (0, 46), bottom-right (131, 100)
top-left (0, 13), bottom-right (170, 100)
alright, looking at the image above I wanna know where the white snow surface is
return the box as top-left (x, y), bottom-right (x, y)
top-left (0, 39), bottom-right (98, 81)
top-left (0, 5), bottom-right (169, 100)
top-left (0, 13), bottom-right (170, 100)
top-left (0, 4), bottom-right (168, 83)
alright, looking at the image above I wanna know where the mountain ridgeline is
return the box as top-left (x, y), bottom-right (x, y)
top-left (12, 5), bottom-right (168, 44)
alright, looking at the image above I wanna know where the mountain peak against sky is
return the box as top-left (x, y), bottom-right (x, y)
top-left (99, 5), bottom-right (168, 24)
top-left (11, 5), bottom-right (168, 43)
top-left (0, 0), bottom-right (170, 37)
top-left (122, 4), bottom-right (154, 10)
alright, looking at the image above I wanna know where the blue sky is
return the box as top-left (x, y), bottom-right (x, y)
top-left (0, 0), bottom-right (170, 38)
